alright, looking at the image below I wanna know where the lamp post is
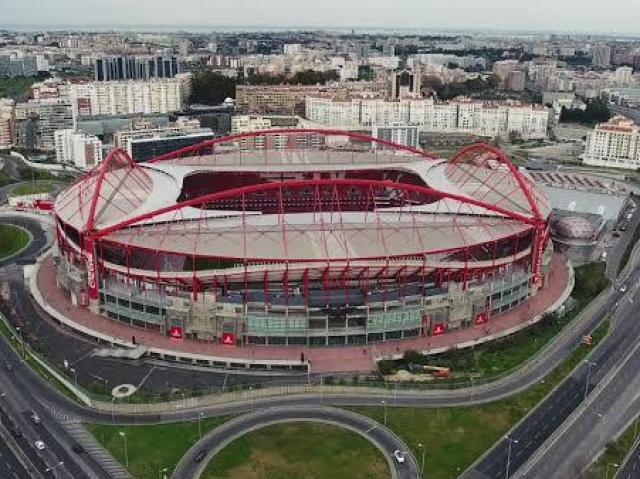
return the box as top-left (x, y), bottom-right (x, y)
top-left (381, 400), bottom-right (387, 426)
top-left (119, 431), bottom-right (129, 468)
top-left (417, 442), bottom-right (426, 474)
top-left (584, 360), bottom-right (597, 401)
top-left (198, 411), bottom-right (204, 439)
top-left (605, 462), bottom-right (619, 479)
top-left (158, 466), bottom-right (169, 479)
top-left (505, 435), bottom-right (519, 479)
top-left (15, 326), bottom-right (24, 358)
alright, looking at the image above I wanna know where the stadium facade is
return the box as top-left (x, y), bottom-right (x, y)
top-left (52, 129), bottom-right (552, 348)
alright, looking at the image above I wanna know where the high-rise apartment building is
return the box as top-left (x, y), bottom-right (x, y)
top-left (0, 54), bottom-right (38, 77)
top-left (592, 44), bottom-right (612, 68)
top-left (69, 77), bottom-right (188, 118)
top-left (54, 129), bottom-right (103, 168)
top-left (584, 116), bottom-right (640, 169)
top-left (95, 55), bottom-right (180, 81)
top-left (0, 99), bottom-right (15, 149)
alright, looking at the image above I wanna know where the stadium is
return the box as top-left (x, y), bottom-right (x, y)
top-left (52, 128), bottom-right (552, 348)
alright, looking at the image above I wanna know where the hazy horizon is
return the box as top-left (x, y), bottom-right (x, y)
top-left (2, 0), bottom-right (640, 36)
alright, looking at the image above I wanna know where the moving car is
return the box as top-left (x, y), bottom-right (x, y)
top-left (34, 440), bottom-right (46, 450)
top-left (393, 450), bottom-right (405, 464)
top-left (194, 450), bottom-right (207, 463)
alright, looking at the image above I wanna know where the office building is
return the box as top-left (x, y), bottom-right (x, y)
top-left (0, 54), bottom-right (38, 77)
top-left (95, 55), bottom-right (180, 81)
top-left (371, 123), bottom-right (420, 150)
top-left (391, 69), bottom-right (422, 100)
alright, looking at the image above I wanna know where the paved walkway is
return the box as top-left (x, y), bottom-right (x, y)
top-left (35, 254), bottom-right (570, 373)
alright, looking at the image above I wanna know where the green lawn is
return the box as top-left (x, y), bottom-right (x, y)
top-left (351, 319), bottom-right (610, 479)
top-left (86, 418), bottom-right (231, 479)
top-left (11, 181), bottom-right (55, 196)
top-left (0, 224), bottom-right (30, 259)
top-left (201, 422), bottom-right (390, 479)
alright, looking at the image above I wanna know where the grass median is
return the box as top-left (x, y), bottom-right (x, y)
top-left (11, 181), bottom-right (55, 196)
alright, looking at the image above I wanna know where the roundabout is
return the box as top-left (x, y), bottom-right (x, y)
top-left (171, 406), bottom-right (419, 479)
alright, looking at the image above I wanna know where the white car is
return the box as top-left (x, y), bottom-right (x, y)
top-left (393, 450), bottom-right (405, 464)
top-left (34, 440), bottom-right (45, 450)
top-left (621, 285), bottom-right (628, 293)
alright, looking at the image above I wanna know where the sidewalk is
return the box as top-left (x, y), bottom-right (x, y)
top-left (34, 254), bottom-right (570, 373)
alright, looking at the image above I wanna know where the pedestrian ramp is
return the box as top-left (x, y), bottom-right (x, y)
top-left (63, 422), bottom-right (133, 479)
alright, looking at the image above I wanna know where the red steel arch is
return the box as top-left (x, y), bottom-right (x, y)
top-left (450, 142), bottom-right (543, 221)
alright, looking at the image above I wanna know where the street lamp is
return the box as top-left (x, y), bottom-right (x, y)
top-left (119, 431), bottom-right (129, 469)
top-left (381, 400), bottom-right (387, 426)
top-left (417, 442), bottom-right (426, 474)
top-left (15, 326), bottom-right (24, 358)
top-left (584, 360), bottom-right (597, 401)
top-left (198, 411), bottom-right (204, 439)
top-left (158, 466), bottom-right (169, 479)
top-left (605, 462), bottom-right (619, 479)
top-left (504, 435), bottom-right (519, 479)
top-left (69, 367), bottom-right (78, 390)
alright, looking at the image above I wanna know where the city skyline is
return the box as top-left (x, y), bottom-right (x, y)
top-left (2, 0), bottom-right (640, 35)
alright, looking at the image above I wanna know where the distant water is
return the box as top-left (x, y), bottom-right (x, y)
top-left (1, 24), bottom-right (638, 39)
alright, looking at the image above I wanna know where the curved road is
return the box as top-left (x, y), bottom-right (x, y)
top-left (172, 406), bottom-right (420, 479)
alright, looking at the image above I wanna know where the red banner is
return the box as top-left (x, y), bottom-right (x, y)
top-left (82, 236), bottom-right (99, 300)
top-left (432, 323), bottom-right (446, 336)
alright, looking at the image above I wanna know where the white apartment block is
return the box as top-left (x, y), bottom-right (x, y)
top-left (306, 97), bottom-right (550, 140)
top-left (69, 77), bottom-right (188, 118)
top-left (231, 115), bottom-right (274, 134)
top-left (54, 129), bottom-right (103, 169)
top-left (584, 116), bottom-right (640, 170)
top-left (113, 118), bottom-right (204, 151)
top-left (0, 99), bottom-right (14, 149)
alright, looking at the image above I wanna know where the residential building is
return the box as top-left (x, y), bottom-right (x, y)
top-left (235, 82), bottom-right (388, 116)
top-left (306, 97), bottom-right (550, 140)
top-left (615, 66), bottom-right (634, 87)
top-left (584, 116), bottom-right (640, 169)
top-left (69, 77), bottom-right (188, 118)
top-left (54, 129), bottom-right (103, 168)
top-left (0, 99), bottom-right (14, 149)
top-left (592, 44), bottom-right (612, 68)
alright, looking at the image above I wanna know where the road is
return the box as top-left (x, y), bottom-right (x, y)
top-left (461, 263), bottom-right (640, 478)
top-left (172, 406), bottom-right (420, 479)
top-left (616, 436), bottom-right (640, 479)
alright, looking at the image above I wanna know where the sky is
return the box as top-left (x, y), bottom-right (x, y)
top-left (2, 0), bottom-right (640, 35)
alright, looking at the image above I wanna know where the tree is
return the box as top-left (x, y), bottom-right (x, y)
top-left (189, 69), bottom-right (236, 105)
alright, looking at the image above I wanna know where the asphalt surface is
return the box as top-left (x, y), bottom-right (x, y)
top-left (462, 263), bottom-right (640, 478)
top-left (0, 214), bottom-right (50, 268)
top-left (172, 406), bottom-right (420, 479)
top-left (616, 437), bottom-right (640, 479)
top-left (0, 432), bottom-right (30, 479)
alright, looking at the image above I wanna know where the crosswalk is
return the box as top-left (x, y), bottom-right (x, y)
top-left (63, 422), bottom-right (132, 479)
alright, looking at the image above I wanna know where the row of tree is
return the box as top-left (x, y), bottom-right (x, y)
top-left (559, 98), bottom-right (611, 125)
top-left (421, 74), bottom-right (502, 100)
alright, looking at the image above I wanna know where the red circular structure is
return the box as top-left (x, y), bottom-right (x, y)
top-left (53, 129), bottom-right (551, 346)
